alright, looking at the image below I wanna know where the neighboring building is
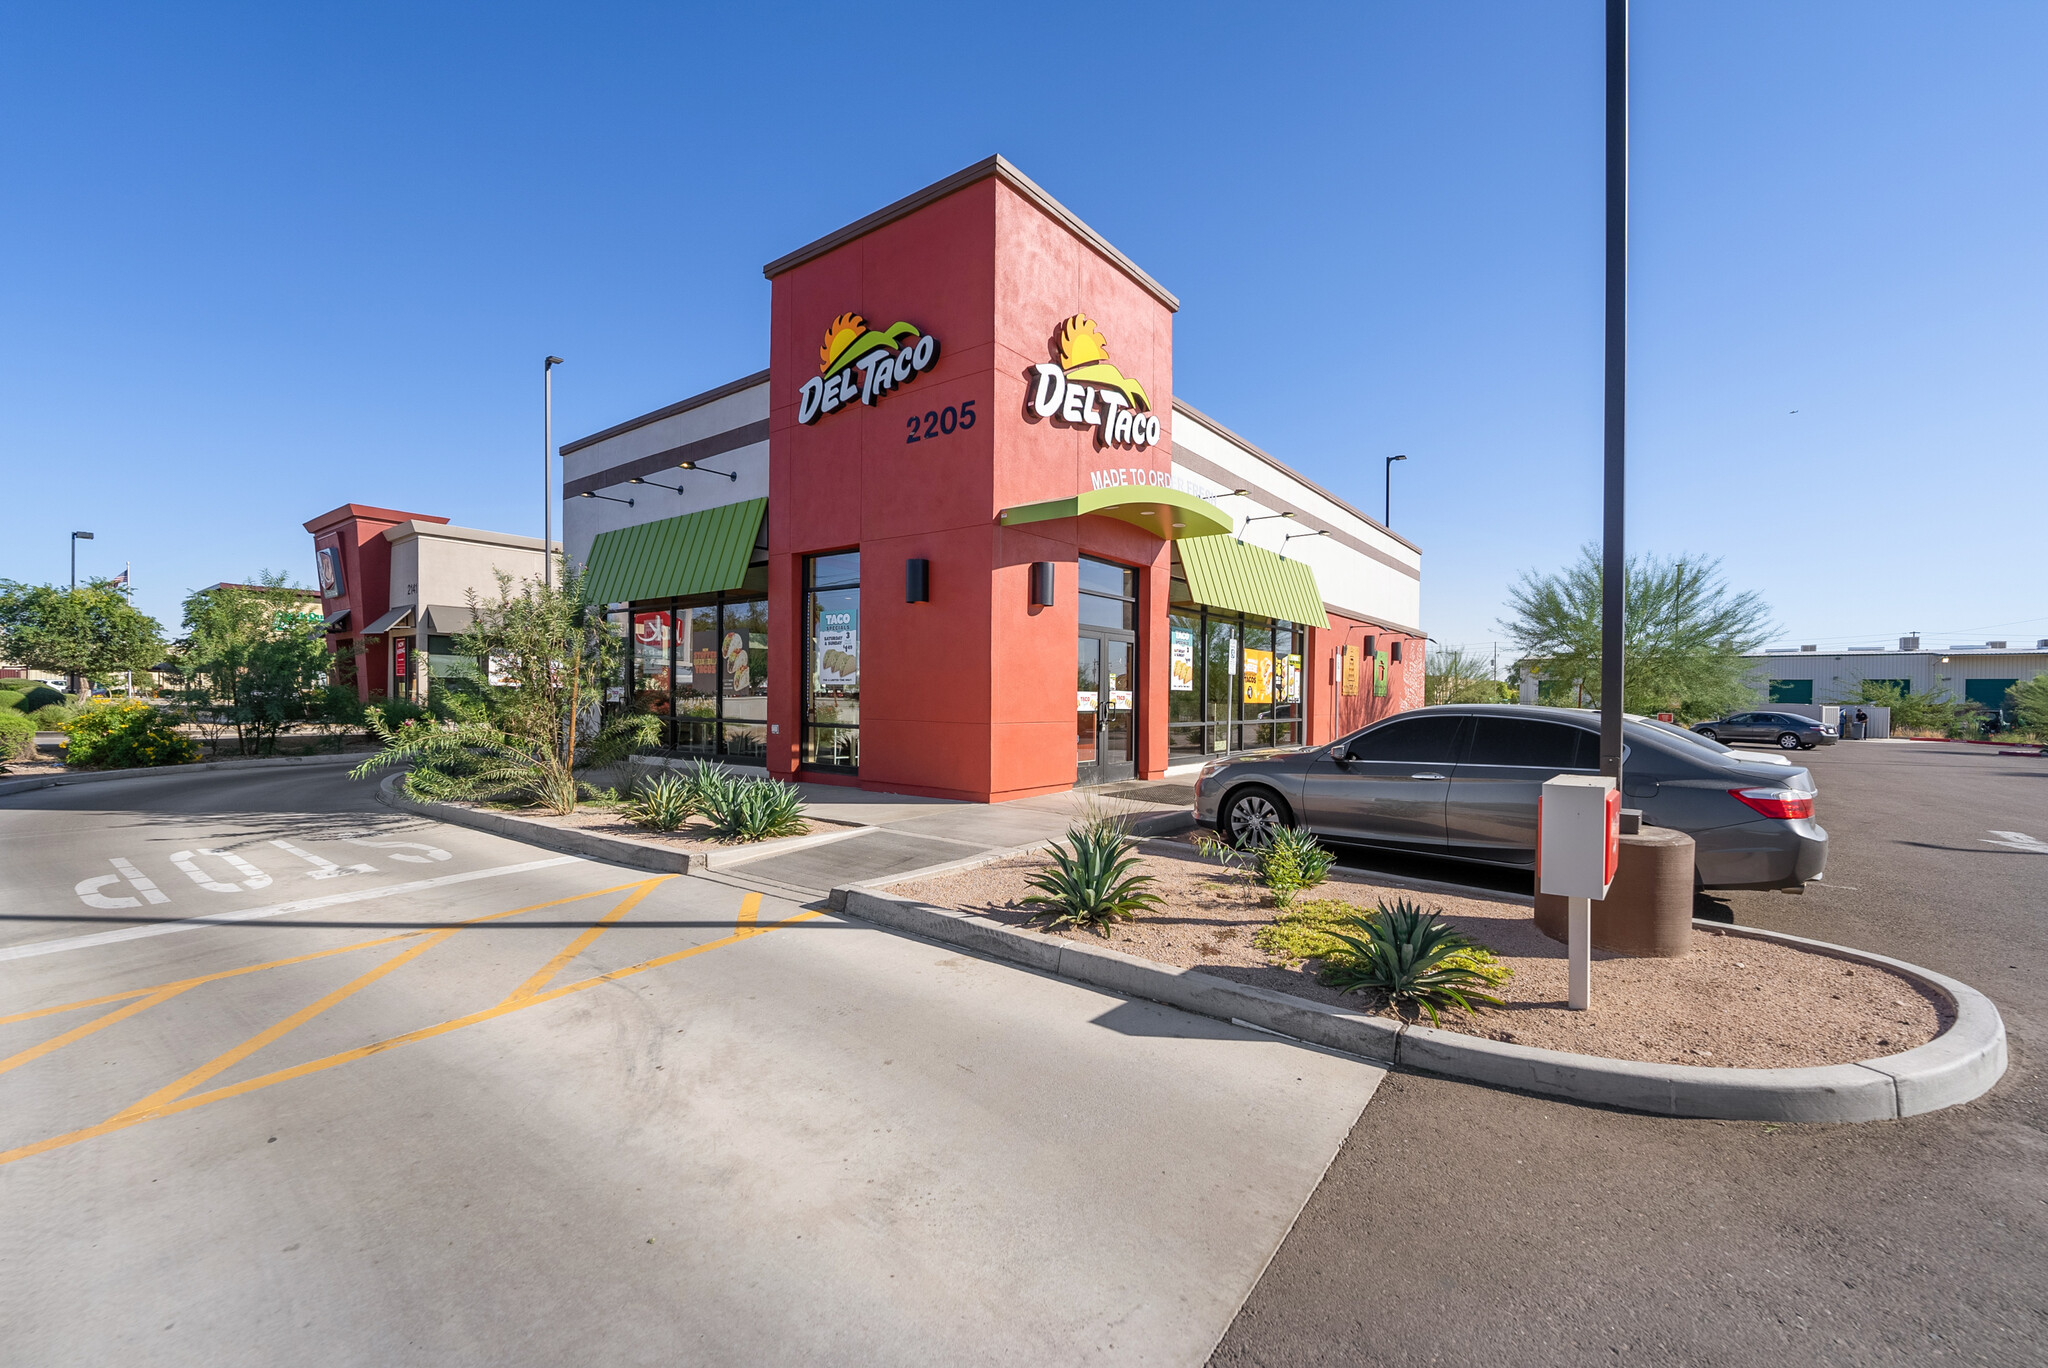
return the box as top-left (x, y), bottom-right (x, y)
top-left (1749, 639), bottom-right (2048, 716)
top-left (561, 155), bottom-right (1424, 802)
top-left (302, 504), bottom-right (555, 702)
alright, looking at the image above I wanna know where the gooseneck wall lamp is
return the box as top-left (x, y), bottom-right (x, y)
top-left (1280, 528), bottom-right (1328, 560)
top-left (628, 476), bottom-right (688, 496)
top-left (577, 490), bottom-right (634, 508)
top-left (677, 460), bottom-right (737, 482)
top-left (1237, 510), bottom-right (1294, 542)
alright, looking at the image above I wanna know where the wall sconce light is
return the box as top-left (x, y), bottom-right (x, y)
top-left (906, 558), bottom-right (930, 604)
top-left (1390, 640), bottom-right (1403, 663)
top-left (1362, 634), bottom-right (1378, 657)
top-left (1030, 562), bottom-right (1055, 608)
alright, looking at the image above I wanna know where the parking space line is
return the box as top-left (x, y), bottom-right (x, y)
top-left (0, 889), bottom-right (806, 1170)
top-left (500, 879), bottom-right (663, 1005)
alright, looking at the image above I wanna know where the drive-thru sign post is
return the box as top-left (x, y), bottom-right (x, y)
top-left (1539, 774), bottom-right (1621, 1010)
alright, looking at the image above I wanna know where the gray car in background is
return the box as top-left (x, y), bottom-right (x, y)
top-left (1692, 710), bottom-right (1837, 750)
top-left (1193, 703), bottom-right (1828, 892)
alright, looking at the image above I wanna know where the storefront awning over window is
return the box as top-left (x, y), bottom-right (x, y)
top-left (322, 609), bottom-right (350, 632)
top-left (582, 497), bottom-right (767, 606)
top-left (361, 605), bottom-right (414, 635)
top-left (997, 486), bottom-right (1232, 540)
top-left (420, 604), bottom-right (476, 636)
top-left (1175, 535), bottom-right (1331, 629)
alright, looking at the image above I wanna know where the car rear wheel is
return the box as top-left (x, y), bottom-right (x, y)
top-left (1221, 786), bottom-right (1291, 847)
top-left (1777, 732), bottom-right (1802, 749)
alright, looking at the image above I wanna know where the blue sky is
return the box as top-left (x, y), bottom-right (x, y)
top-left (3, 3), bottom-right (2042, 661)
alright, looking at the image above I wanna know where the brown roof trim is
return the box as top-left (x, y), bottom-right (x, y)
top-left (302, 504), bottom-right (448, 534)
top-left (560, 370), bottom-right (770, 456)
top-left (1171, 399), bottom-right (1422, 556)
top-left (1167, 443), bottom-right (1420, 583)
top-left (762, 155), bottom-right (1180, 314)
top-left (565, 420), bottom-right (770, 499)
top-left (1320, 603), bottom-right (1426, 640)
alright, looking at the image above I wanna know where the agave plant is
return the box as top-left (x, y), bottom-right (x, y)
top-left (1254, 826), bottom-right (1336, 907)
top-left (703, 775), bottom-right (810, 843)
top-left (623, 771), bottom-right (696, 832)
top-left (1020, 824), bottom-right (1161, 936)
top-left (1318, 898), bottom-right (1506, 1024)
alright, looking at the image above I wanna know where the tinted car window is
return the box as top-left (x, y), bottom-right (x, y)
top-left (1346, 715), bottom-right (1463, 763)
top-left (1466, 717), bottom-right (1589, 769)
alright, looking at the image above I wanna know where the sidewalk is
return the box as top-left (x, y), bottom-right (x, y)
top-left (685, 771), bottom-right (1196, 897)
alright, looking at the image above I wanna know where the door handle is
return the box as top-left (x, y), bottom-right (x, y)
top-left (1410, 772), bottom-right (1448, 780)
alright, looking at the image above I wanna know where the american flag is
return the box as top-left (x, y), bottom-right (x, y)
top-left (109, 567), bottom-right (129, 588)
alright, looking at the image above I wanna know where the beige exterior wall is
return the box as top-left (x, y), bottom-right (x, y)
top-left (382, 522), bottom-right (556, 610)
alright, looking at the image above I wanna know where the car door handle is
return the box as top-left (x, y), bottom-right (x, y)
top-left (1410, 772), bottom-right (1449, 780)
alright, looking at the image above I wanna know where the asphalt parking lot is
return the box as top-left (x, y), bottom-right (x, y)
top-left (1213, 739), bottom-right (2048, 1367)
top-left (0, 765), bottom-right (1385, 1366)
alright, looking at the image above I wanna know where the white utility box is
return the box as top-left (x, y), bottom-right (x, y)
top-left (1538, 773), bottom-right (1620, 900)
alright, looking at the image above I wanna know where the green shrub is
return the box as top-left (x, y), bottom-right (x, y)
top-left (1316, 898), bottom-right (1509, 1024)
top-left (1256, 899), bottom-right (1513, 985)
top-left (2009, 675), bottom-right (2048, 736)
top-left (15, 684), bottom-right (64, 712)
top-left (1255, 826), bottom-right (1336, 907)
top-left (704, 775), bottom-right (809, 843)
top-left (368, 698), bottom-right (431, 731)
top-left (624, 771), bottom-right (696, 832)
top-left (30, 703), bottom-right (76, 729)
top-left (0, 689), bottom-right (24, 710)
top-left (1021, 824), bottom-right (1162, 936)
top-left (60, 701), bottom-right (200, 770)
top-left (0, 709), bottom-right (37, 763)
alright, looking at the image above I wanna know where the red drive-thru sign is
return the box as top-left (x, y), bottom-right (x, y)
top-left (1537, 773), bottom-right (1619, 1011)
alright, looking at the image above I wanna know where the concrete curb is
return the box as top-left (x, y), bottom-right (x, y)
top-left (373, 773), bottom-right (877, 876)
top-left (830, 886), bottom-right (2006, 1124)
top-left (0, 750), bottom-right (365, 798)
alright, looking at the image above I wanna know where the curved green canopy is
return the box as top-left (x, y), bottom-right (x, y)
top-left (997, 485), bottom-right (1233, 540)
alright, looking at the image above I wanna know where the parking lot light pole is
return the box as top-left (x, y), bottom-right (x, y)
top-left (1383, 455), bottom-right (1406, 526)
top-left (70, 530), bottom-right (93, 589)
top-left (1599, 0), bottom-right (1628, 789)
top-left (544, 357), bottom-right (564, 590)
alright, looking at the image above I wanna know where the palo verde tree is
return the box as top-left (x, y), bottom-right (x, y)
top-left (1424, 645), bottom-right (1509, 706)
top-left (0, 578), bottom-right (165, 691)
top-left (353, 562), bottom-right (661, 813)
top-left (1498, 545), bottom-right (1772, 722)
top-left (174, 573), bottom-right (331, 755)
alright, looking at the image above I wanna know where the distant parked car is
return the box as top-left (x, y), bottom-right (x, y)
top-left (1691, 711), bottom-right (1836, 750)
top-left (1193, 704), bottom-right (1827, 892)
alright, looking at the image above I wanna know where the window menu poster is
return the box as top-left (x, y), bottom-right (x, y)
top-left (1282, 654), bottom-right (1302, 703)
top-left (1242, 648), bottom-right (1274, 705)
top-left (815, 601), bottom-right (859, 690)
top-left (1169, 628), bottom-right (1195, 691)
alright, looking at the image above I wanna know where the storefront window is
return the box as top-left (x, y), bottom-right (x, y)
top-left (622, 586), bottom-right (769, 758)
top-left (721, 596), bottom-right (769, 760)
top-left (675, 604), bottom-right (719, 754)
top-left (804, 551), bottom-right (860, 769)
top-left (1170, 607), bottom-right (1304, 762)
top-left (632, 610), bottom-right (673, 718)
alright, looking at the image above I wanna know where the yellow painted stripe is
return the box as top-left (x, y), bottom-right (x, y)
top-left (0, 983), bottom-right (201, 1079)
top-left (500, 878), bottom-right (666, 1005)
top-left (0, 893), bottom-right (798, 1169)
top-left (0, 879), bottom-right (658, 1028)
top-left (109, 929), bottom-right (460, 1121)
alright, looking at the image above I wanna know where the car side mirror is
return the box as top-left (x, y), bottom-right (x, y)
top-left (1329, 745), bottom-right (1351, 764)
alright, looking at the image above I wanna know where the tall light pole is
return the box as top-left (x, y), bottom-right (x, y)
top-left (544, 356), bottom-right (564, 590)
top-left (1599, 0), bottom-right (1628, 790)
top-left (70, 531), bottom-right (93, 589)
top-left (1383, 455), bottom-right (1406, 527)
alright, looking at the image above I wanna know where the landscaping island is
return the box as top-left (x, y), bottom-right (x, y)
top-left (890, 836), bottom-right (1945, 1070)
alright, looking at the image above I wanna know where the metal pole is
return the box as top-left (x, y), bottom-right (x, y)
top-left (1599, 0), bottom-right (1628, 790)
top-left (1568, 896), bottom-right (1592, 1009)
top-left (543, 358), bottom-right (555, 591)
top-left (1383, 454), bottom-right (1405, 527)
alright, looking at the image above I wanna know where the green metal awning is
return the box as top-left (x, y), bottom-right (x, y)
top-left (581, 497), bottom-right (766, 605)
top-left (997, 485), bottom-right (1233, 540)
top-left (1175, 534), bottom-right (1331, 629)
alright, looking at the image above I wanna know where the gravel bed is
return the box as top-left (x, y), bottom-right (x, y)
top-left (457, 801), bottom-right (859, 855)
top-left (888, 843), bottom-right (1945, 1069)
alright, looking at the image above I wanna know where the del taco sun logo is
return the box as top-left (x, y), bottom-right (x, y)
top-left (1028, 315), bottom-right (1162, 449)
top-left (797, 312), bottom-right (941, 424)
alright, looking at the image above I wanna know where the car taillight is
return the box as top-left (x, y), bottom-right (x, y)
top-left (1729, 787), bottom-right (1813, 820)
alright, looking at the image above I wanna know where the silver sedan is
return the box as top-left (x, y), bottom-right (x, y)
top-left (1192, 703), bottom-right (1828, 892)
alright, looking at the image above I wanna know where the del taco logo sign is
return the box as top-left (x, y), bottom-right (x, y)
top-left (797, 312), bottom-right (941, 424)
top-left (1029, 315), bottom-right (1161, 449)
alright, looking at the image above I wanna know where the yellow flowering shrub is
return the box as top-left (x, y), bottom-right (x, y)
top-left (60, 701), bottom-right (200, 770)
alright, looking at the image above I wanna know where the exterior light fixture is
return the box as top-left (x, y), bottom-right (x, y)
top-left (1029, 561), bottom-right (1055, 608)
top-left (1237, 510), bottom-right (1294, 542)
top-left (629, 475), bottom-right (687, 495)
top-left (1390, 640), bottom-right (1404, 663)
top-left (70, 530), bottom-right (94, 589)
top-left (578, 491), bottom-right (634, 507)
top-left (544, 357), bottom-right (564, 589)
top-left (1384, 454), bottom-right (1407, 526)
top-left (677, 460), bottom-right (738, 482)
top-left (906, 558), bottom-right (930, 603)
top-left (1279, 528), bottom-right (1328, 559)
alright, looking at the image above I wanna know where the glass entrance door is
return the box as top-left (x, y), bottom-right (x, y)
top-left (1077, 632), bottom-right (1137, 785)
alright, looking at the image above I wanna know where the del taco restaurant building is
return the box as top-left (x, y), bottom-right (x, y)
top-left (563, 156), bottom-right (1424, 802)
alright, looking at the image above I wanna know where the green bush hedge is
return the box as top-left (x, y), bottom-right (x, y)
top-left (0, 709), bottom-right (37, 763)
top-left (15, 685), bottom-right (64, 712)
top-left (0, 689), bottom-right (25, 710)
top-left (61, 701), bottom-right (200, 770)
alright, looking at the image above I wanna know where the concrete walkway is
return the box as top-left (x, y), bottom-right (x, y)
top-left (628, 759), bottom-right (1197, 897)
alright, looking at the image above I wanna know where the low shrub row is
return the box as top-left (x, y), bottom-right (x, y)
top-left (61, 701), bottom-right (201, 770)
top-left (621, 762), bottom-right (811, 843)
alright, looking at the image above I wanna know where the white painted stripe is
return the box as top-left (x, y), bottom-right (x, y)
top-left (0, 856), bottom-right (583, 963)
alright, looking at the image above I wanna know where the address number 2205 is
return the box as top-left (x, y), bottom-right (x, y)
top-left (905, 401), bottom-right (976, 444)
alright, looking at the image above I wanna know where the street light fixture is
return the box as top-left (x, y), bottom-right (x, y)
top-left (1384, 455), bottom-right (1407, 527)
top-left (70, 531), bottom-right (94, 589)
top-left (544, 356), bottom-right (564, 589)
